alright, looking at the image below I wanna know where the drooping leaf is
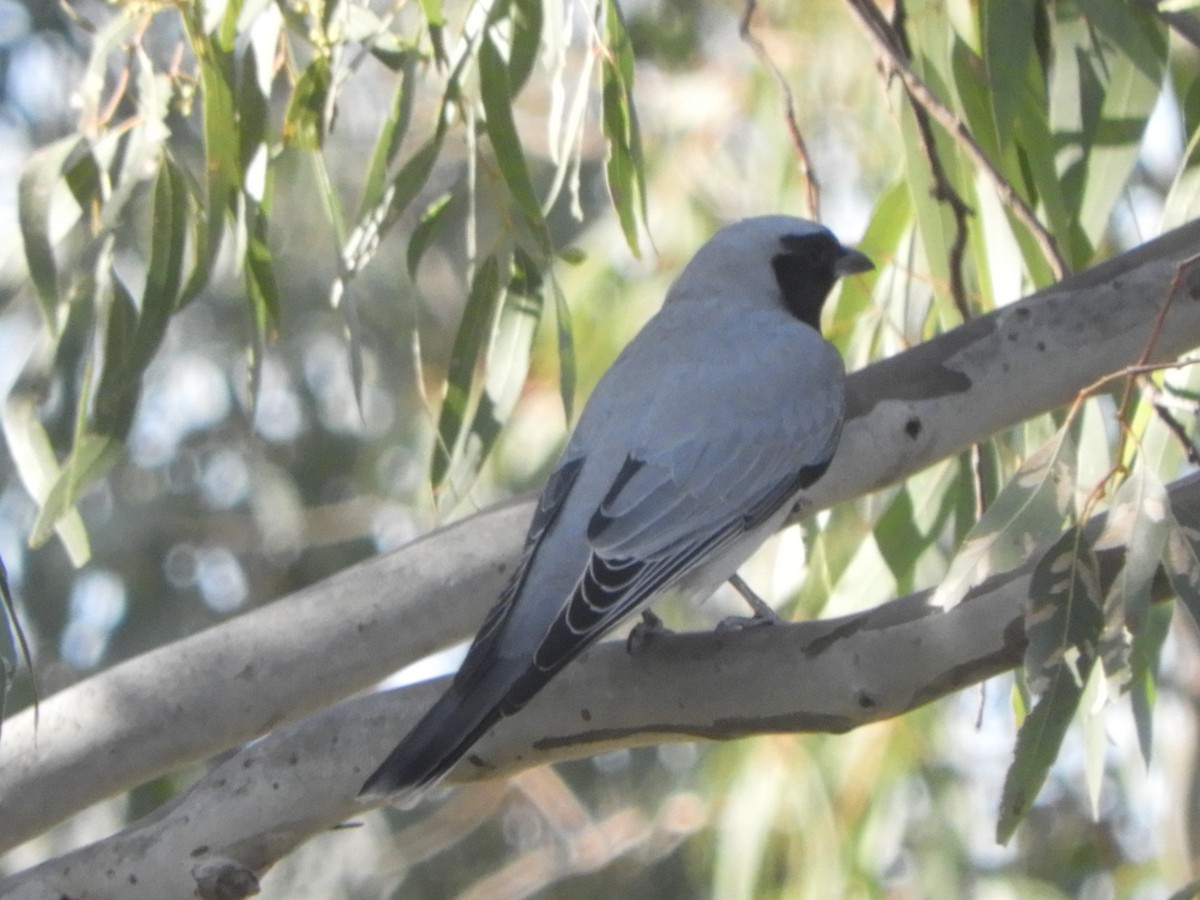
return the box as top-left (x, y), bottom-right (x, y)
top-left (1162, 501), bottom-right (1200, 632)
top-left (2, 395), bottom-right (91, 565)
top-left (455, 250), bottom-right (546, 495)
top-left (432, 254), bottom-right (504, 495)
top-left (508, 0), bottom-right (543, 97)
top-left (407, 192), bottom-right (454, 279)
top-left (601, 0), bottom-right (649, 258)
top-left (284, 54), bottom-right (333, 150)
top-left (1129, 602), bottom-right (1172, 765)
top-left (1078, 655), bottom-right (1108, 820)
top-left (244, 191), bottom-right (282, 412)
top-left (1096, 461), bottom-right (1169, 639)
top-left (981, 0), bottom-right (1035, 147)
top-left (180, 2), bottom-right (243, 303)
top-left (418, 0), bottom-right (448, 64)
top-left (1024, 526), bottom-right (1104, 696)
top-left (932, 429), bottom-right (1076, 611)
top-left (360, 52), bottom-right (419, 217)
top-left (479, 34), bottom-right (549, 253)
top-left (30, 433), bottom-right (120, 551)
top-left (997, 661), bottom-right (1083, 843)
top-left (1000, 525), bottom-right (1103, 843)
top-left (550, 277), bottom-right (576, 425)
top-left (17, 136), bottom-right (84, 330)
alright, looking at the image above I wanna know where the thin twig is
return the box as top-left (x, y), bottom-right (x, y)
top-left (1149, 397), bottom-right (1200, 466)
top-left (1112, 252), bottom-right (1200, 466)
top-left (740, 0), bottom-right (821, 220)
top-left (885, 1), bottom-right (988, 512)
top-left (888, 0), bottom-right (973, 325)
top-left (844, 0), bottom-right (1068, 281)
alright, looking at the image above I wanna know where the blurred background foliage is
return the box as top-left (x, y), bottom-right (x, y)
top-left (2, 0), bottom-right (1200, 897)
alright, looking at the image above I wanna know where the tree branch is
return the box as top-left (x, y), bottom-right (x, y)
top-left (5, 470), bottom-right (1196, 899)
top-left (2, 219), bottom-right (1200, 860)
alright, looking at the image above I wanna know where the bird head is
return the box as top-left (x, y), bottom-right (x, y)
top-left (667, 215), bottom-right (873, 333)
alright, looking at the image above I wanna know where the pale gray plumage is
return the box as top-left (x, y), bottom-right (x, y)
top-left (361, 215), bottom-right (872, 800)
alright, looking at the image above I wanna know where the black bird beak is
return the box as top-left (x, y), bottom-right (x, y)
top-left (834, 247), bottom-right (874, 278)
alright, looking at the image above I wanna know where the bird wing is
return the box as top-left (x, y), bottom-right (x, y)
top-left (509, 323), bottom-right (845, 703)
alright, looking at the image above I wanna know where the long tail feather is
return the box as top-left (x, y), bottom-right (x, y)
top-left (360, 677), bottom-right (509, 801)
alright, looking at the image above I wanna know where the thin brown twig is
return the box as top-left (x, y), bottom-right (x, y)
top-left (880, 0), bottom-right (988, 515)
top-left (740, 0), bottom-right (821, 220)
top-left (1149, 397), bottom-right (1200, 466)
top-left (844, 0), bottom-right (1068, 281)
top-left (1112, 252), bottom-right (1200, 467)
top-left (888, 0), bottom-right (973, 326)
top-left (1063, 254), bottom-right (1200, 519)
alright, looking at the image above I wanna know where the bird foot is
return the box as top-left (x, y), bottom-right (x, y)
top-left (716, 607), bottom-right (785, 633)
top-left (626, 609), bottom-right (673, 653)
top-left (724, 572), bottom-right (786, 628)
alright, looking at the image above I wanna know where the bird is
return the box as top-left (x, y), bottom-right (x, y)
top-left (360, 215), bottom-right (872, 800)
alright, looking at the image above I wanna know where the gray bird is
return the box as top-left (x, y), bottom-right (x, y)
top-left (361, 215), bottom-right (872, 799)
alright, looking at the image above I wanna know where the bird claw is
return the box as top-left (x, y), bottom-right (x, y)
top-left (716, 607), bottom-right (785, 633)
top-left (626, 609), bottom-right (673, 653)
top-left (723, 573), bottom-right (786, 630)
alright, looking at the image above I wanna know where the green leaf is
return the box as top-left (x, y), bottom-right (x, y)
top-left (1129, 602), bottom-right (1172, 765)
top-left (1162, 502), bottom-right (1200, 633)
top-left (1097, 462), bottom-right (1169, 637)
top-left (875, 461), bottom-right (963, 595)
top-left (284, 54), bottom-right (333, 150)
top-left (478, 34), bottom-right (548, 250)
top-left (455, 250), bottom-right (546, 495)
top-left (181, 5), bottom-right (243, 303)
top-left (2, 395), bottom-right (91, 565)
top-left (997, 660), bottom-right (1083, 843)
top-left (508, 0), bottom-right (543, 97)
top-left (792, 503), bottom-right (875, 616)
top-left (418, 0), bottom-right (448, 64)
top-left (1162, 119), bottom-right (1200, 230)
top-left (1079, 655), bottom-right (1108, 819)
top-left (360, 52), bottom-right (418, 217)
top-left (981, 0), bottom-right (1035, 146)
top-left (17, 136), bottom-right (84, 330)
top-left (550, 277), bottom-right (576, 424)
top-left (407, 192), bottom-right (453, 279)
top-left (932, 429), bottom-right (1075, 611)
top-left (432, 255), bottom-right (504, 495)
top-left (1024, 527), bottom-right (1104, 696)
top-left (1050, 3), bottom-right (1166, 256)
top-left (340, 134), bottom-right (444, 288)
top-left (601, 0), bottom-right (649, 258)
top-left (1077, 0), bottom-right (1168, 83)
top-left (30, 432), bottom-right (120, 550)
top-left (244, 192), bottom-right (281, 411)
top-left (91, 161), bottom-right (188, 441)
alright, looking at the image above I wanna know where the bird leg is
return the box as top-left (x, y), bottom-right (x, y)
top-left (626, 609), bottom-right (674, 653)
top-left (717, 573), bottom-right (786, 631)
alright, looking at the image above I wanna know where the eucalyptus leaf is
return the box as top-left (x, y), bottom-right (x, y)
top-left (932, 429), bottom-right (1076, 611)
top-left (1024, 526), bottom-right (1103, 696)
top-left (432, 254), bottom-right (504, 496)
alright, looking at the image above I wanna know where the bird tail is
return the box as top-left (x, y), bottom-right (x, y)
top-left (359, 673), bottom-right (511, 802)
